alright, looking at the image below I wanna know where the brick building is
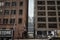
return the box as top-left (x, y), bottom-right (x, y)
top-left (0, 0), bottom-right (28, 39)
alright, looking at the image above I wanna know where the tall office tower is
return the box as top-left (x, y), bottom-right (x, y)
top-left (34, 0), bottom-right (60, 38)
top-left (0, 0), bottom-right (28, 39)
top-left (28, 17), bottom-right (34, 38)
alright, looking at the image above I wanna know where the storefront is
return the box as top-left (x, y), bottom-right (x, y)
top-left (0, 29), bottom-right (13, 40)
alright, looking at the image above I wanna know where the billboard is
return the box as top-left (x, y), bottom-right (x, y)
top-left (0, 29), bottom-right (13, 37)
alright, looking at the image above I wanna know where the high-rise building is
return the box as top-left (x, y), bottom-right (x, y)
top-left (28, 17), bottom-right (34, 38)
top-left (0, 0), bottom-right (28, 39)
top-left (34, 0), bottom-right (60, 38)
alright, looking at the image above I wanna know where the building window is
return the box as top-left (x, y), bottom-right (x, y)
top-left (0, 10), bottom-right (2, 15)
top-left (37, 17), bottom-right (46, 22)
top-left (47, 1), bottom-right (55, 5)
top-left (48, 17), bottom-right (57, 22)
top-left (48, 31), bottom-right (52, 35)
top-left (10, 19), bottom-right (15, 24)
top-left (57, 1), bottom-right (60, 5)
top-left (2, 28), bottom-right (6, 29)
top-left (37, 1), bottom-right (45, 5)
top-left (11, 10), bottom-right (16, 15)
top-left (59, 17), bottom-right (60, 22)
top-left (4, 10), bottom-right (9, 15)
top-left (48, 23), bottom-right (57, 28)
top-left (37, 31), bottom-right (47, 37)
top-left (20, 2), bottom-right (23, 6)
top-left (37, 6), bottom-right (45, 10)
top-left (37, 23), bottom-right (46, 28)
top-left (12, 2), bottom-right (16, 6)
top-left (19, 9), bottom-right (23, 15)
top-left (5, 2), bottom-right (10, 6)
top-left (58, 12), bottom-right (60, 16)
top-left (48, 12), bottom-right (56, 16)
top-left (0, 2), bottom-right (4, 6)
top-left (47, 6), bottom-right (56, 10)
top-left (0, 12), bottom-right (2, 15)
top-left (18, 18), bottom-right (22, 24)
top-left (0, 19), bottom-right (1, 24)
top-left (37, 31), bottom-right (42, 35)
top-left (59, 24), bottom-right (60, 28)
top-left (37, 12), bottom-right (46, 16)
top-left (57, 6), bottom-right (60, 10)
top-left (3, 19), bottom-right (8, 24)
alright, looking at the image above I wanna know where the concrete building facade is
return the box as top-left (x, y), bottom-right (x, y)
top-left (34, 0), bottom-right (60, 38)
top-left (0, 0), bottom-right (28, 39)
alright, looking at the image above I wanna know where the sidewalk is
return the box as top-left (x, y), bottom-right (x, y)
top-left (14, 39), bottom-right (48, 40)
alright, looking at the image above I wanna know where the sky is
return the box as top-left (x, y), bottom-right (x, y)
top-left (28, 0), bottom-right (34, 17)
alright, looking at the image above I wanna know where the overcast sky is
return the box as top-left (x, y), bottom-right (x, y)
top-left (28, 0), bottom-right (34, 17)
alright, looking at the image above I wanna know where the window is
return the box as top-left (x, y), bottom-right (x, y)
top-left (57, 1), bottom-right (60, 5)
top-left (12, 2), bottom-right (16, 6)
top-left (11, 10), bottom-right (16, 15)
top-left (10, 19), bottom-right (15, 24)
top-left (37, 31), bottom-right (42, 35)
top-left (37, 17), bottom-right (46, 22)
top-left (20, 2), bottom-right (23, 6)
top-left (0, 2), bottom-right (4, 6)
top-left (0, 10), bottom-right (2, 15)
top-left (37, 12), bottom-right (46, 16)
top-left (48, 12), bottom-right (56, 16)
top-left (5, 2), bottom-right (10, 6)
top-left (58, 12), bottom-right (60, 16)
top-left (59, 17), bottom-right (60, 22)
top-left (0, 12), bottom-right (2, 15)
top-left (19, 9), bottom-right (23, 15)
top-left (47, 6), bottom-right (56, 10)
top-left (0, 19), bottom-right (1, 24)
top-left (3, 19), bottom-right (8, 24)
top-left (47, 1), bottom-right (55, 5)
top-left (37, 6), bottom-right (45, 10)
top-left (48, 23), bottom-right (57, 28)
top-left (59, 24), bottom-right (60, 27)
top-left (2, 28), bottom-right (6, 29)
top-left (37, 1), bottom-right (45, 5)
top-left (4, 10), bottom-right (9, 15)
top-left (37, 31), bottom-right (47, 37)
top-left (57, 6), bottom-right (60, 10)
top-left (18, 18), bottom-right (22, 24)
top-left (48, 17), bottom-right (57, 22)
top-left (37, 23), bottom-right (46, 28)
top-left (48, 31), bottom-right (52, 35)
